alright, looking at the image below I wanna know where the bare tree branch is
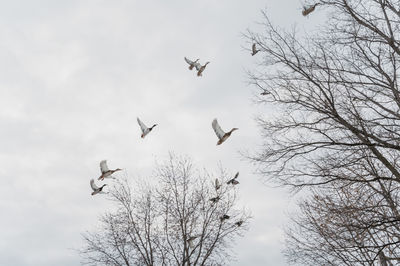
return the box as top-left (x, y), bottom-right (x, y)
top-left (80, 154), bottom-right (250, 266)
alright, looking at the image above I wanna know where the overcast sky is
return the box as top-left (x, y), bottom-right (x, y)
top-left (0, 1), bottom-right (324, 265)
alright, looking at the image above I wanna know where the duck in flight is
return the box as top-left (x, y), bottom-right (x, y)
top-left (212, 119), bottom-right (238, 145)
top-left (210, 196), bottom-right (221, 203)
top-left (98, 160), bottom-right (122, 181)
top-left (184, 57), bottom-right (200, 70)
top-left (137, 117), bottom-right (157, 138)
top-left (227, 172), bottom-right (239, 185)
top-left (220, 214), bottom-right (230, 222)
top-left (215, 178), bottom-right (221, 190)
top-left (251, 43), bottom-right (260, 56)
top-left (302, 3), bottom-right (320, 16)
top-left (197, 62), bottom-right (210, 77)
top-left (90, 179), bottom-right (107, 196)
top-left (235, 220), bottom-right (244, 227)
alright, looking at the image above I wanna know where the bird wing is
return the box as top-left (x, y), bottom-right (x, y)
top-left (194, 62), bottom-right (202, 71)
top-left (137, 117), bottom-right (148, 133)
top-left (233, 172), bottom-right (239, 179)
top-left (184, 57), bottom-right (193, 65)
top-left (100, 160), bottom-right (109, 173)
top-left (90, 179), bottom-right (99, 191)
top-left (212, 119), bottom-right (225, 140)
top-left (215, 178), bottom-right (220, 189)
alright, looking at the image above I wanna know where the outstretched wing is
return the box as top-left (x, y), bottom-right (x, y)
top-left (215, 178), bottom-right (220, 189)
top-left (233, 172), bottom-right (239, 179)
top-left (184, 57), bottom-right (193, 65)
top-left (137, 117), bottom-right (148, 133)
top-left (194, 62), bottom-right (202, 71)
top-left (212, 119), bottom-right (225, 140)
top-left (100, 160), bottom-right (109, 174)
top-left (90, 179), bottom-right (99, 191)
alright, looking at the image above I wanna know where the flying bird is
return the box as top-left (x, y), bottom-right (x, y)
top-left (187, 235), bottom-right (198, 248)
top-left (220, 214), bottom-right (230, 222)
top-left (210, 196), bottom-right (221, 203)
top-left (184, 57), bottom-right (200, 70)
top-left (197, 62), bottom-right (210, 77)
top-left (137, 117), bottom-right (157, 138)
top-left (227, 172), bottom-right (239, 185)
top-left (98, 160), bottom-right (122, 181)
top-left (90, 179), bottom-right (107, 196)
top-left (302, 3), bottom-right (320, 16)
top-left (215, 178), bottom-right (221, 190)
top-left (251, 43), bottom-right (260, 56)
top-left (212, 119), bottom-right (238, 145)
top-left (235, 220), bottom-right (244, 227)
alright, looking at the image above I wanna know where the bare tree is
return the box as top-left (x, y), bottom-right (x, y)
top-left (247, 0), bottom-right (400, 264)
top-left (81, 155), bottom-right (250, 266)
top-left (285, 182), bottom-right (400, 265)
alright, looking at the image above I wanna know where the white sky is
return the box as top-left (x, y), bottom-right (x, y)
top-left (0, 1), bottom-right (324, 265)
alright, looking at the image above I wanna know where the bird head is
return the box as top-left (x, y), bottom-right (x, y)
top-left (231, 128), bottom-right (239, 133)
top-left (205, 62), bottom-right (210, 66)
top-left (195, 59), bottom-right (199, 62)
